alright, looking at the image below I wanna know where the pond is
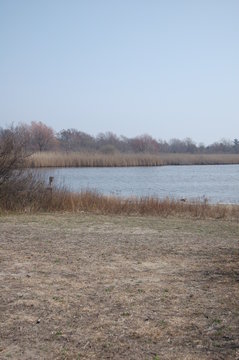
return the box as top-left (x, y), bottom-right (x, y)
top-left (38, 164), bottom-right (239, 204)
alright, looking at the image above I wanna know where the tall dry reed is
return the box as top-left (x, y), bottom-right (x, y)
top-left (28, 152), bottom-right (239, 168)
top-left (1, 185), bottom-right (238, 220)
top-left (49, 190), bottom-right (239, 219)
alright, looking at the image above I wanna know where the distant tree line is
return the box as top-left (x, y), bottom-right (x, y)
top-left (1, 121), bottom-right (239, 154)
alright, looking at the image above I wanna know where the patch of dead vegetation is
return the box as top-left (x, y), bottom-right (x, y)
top-left (0, 214), bottom-right (238, 359)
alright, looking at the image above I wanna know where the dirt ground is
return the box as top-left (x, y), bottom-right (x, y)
top-left (0, 214), bottom-right (238, 360)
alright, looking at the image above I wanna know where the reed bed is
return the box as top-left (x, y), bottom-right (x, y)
top-left (43, 190), bottom-right (239, 219)
top-left (1, 185), bottom-right (238, 220)
top-left (28, 152), bottom-right (239, 168)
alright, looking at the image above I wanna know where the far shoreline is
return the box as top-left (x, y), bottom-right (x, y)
top-left (28, 152), bottom-right (239, 168)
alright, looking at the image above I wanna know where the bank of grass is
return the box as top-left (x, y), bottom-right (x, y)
top-left (1, 185), bottom-right (239, 220)
top-left (28, 151), bottom-right (239, 168)
top-left (51, 190), bottom-right (239, 220)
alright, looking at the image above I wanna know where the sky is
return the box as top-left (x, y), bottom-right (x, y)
top-left (0, 0), bottom-right (239, 144)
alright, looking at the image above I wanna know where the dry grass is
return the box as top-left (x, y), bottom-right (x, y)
top-left (1, 186), bottom-right (239, 220)
top-left (48, 190), bottom-right (239, 220)
top-left (0, 213), bottom-right (238, 359)
top-left (28, 152), bottom-right (239, 168)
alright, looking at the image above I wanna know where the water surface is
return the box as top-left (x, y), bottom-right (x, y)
top-left (39, 165), bottom-right (239, 204)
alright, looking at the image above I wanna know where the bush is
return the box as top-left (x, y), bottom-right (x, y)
top-left (0, 127), bottom-right (26, 186)
top-left (0, 126), bottom-right (48, 211)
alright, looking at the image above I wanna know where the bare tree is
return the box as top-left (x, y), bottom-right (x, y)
top-left (30, 121), bottom-right (56, 151)
top-left (0, 126), bottom-right (28, 186)
top-left (233, 138), bottom-right (239, 153)
top-left (0, 125), bottom-right (48, 210)
top-left (57, 129), bottom-right (95, 152)
top-left (130, 135), bottom-right (159, 153)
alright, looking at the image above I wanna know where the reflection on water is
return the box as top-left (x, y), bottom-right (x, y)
top-left (38, 164), bottom-right (239, 204)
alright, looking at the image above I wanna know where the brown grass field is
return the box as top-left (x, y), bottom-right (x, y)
top-left (28, 152), bottom-right (239, 168)
top-left (0, 213), bottom-right (238, 359)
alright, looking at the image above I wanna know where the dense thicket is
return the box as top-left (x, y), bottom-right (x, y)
top-left (0, 126), bottom-right (47, 210)
top-left (1, 121), bottom-right (239, 154)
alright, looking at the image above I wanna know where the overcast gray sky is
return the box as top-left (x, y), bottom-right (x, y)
top-left (0, 0), bottom-right (239, 144)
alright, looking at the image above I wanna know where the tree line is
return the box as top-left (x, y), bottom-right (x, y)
top-left (1, 121), bottom-right (239, 154)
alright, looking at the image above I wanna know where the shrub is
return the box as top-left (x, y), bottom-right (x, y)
top-left (0, 126), bottom-right (48, 210)
top-left (0, 126), bottom-right (27, 186)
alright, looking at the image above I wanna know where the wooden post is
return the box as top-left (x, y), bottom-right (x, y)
top-left (47, 176), bottom-right (54, 194)
top-left (49, 176), bottom-right (54, 187)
